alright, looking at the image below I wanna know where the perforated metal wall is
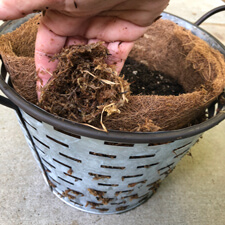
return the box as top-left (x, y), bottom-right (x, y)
top-left (17, 109), bottom-right (200, 214)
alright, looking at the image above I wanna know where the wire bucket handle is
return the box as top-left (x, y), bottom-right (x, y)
top-left (194, 5), bottom-right (225, 26)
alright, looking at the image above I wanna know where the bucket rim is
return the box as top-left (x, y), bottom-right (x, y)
top-left (1, 71), bottom-right (225, 144)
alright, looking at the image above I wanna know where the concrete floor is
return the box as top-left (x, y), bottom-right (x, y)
top-left (1, 0), bottom-right (225, 224)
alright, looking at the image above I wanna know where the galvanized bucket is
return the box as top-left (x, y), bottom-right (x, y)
top-left (1, 6), bottom-right (225, 214)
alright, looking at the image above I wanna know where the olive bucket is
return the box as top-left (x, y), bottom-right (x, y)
top-left (1, 6), bottom-right (225, 214)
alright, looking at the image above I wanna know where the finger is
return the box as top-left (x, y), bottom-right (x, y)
top-left (106, 41), bottom-right (134, 74)
top-left (88, 38), bottom-right (102, 44)
top-left (99, 0), bottom-right (169, 27)
top-left (35, 21), bottom-right (66, 100)
top-left (84, 18), bottom-right (144, 74)
top-left (86, 39), bottom-right (132, 75)
top-left (65, 36), bottom-right (88, 47)
top-left (41, 14), bottom-right (148, 41)
top-left (87, 39), bottom-right (133, 75)
top-left (85, 16), bottom-right (148, 43)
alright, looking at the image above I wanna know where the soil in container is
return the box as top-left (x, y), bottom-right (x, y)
top-left (121, 57), bottom-right (185, 96)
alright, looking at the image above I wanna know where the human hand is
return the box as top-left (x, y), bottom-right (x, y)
top-left (0, 0), bottom-right (169, 99)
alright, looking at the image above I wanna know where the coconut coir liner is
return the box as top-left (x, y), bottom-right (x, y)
top-left (0, 16), bottom-right (38, 103)
top-left (0, 15), bottom-right (225, 132)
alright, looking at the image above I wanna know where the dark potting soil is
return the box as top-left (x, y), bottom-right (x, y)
top-left (121, 57), bottom-right (185, 96)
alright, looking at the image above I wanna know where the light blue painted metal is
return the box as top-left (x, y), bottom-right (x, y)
top-left (17, 109), bottom-right (200, 214)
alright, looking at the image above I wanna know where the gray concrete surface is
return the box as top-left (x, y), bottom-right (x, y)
top-left (1, 0), bottom-right (225, 224)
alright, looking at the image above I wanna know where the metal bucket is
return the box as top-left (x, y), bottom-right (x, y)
top-left (1, 6), bottom-right (225, 214)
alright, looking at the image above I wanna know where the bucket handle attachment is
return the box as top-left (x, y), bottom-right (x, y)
top-left (0, 56), bottom-right (19, 111)
top-left (194, 5), bottom-right (225, 26)
top-left (0, 95), bottom-right (18, 110)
